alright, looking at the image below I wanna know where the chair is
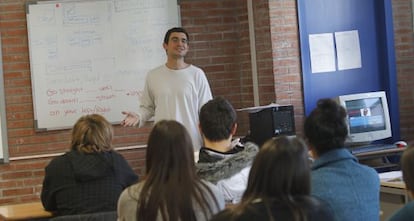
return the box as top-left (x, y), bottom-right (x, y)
top-left (49, 211), bottom-right (117, 221)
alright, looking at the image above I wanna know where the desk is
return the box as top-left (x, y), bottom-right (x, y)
top-left (354, 147), bottom-right (404, 171)
top-left (0, 202), bottom-right (53, 221)
top-left (380, 181), bottom-right (409, 221)
top-left (354, 147), bottom-right (405, 160)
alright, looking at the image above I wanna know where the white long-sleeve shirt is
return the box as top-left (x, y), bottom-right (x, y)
top-left (137, 64), bottom-right (212, 150)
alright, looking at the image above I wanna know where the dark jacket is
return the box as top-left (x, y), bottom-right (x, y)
top-left (41, 150), bottom-right (138, 216)
top-left (209, 196), bottom-right (335, 221)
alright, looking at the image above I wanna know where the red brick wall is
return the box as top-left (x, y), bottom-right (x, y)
top-left (180, 0), bottom-right (251, 133)
top-left (392, 0), bottom-right (414, 143)
top-left (268, 0), bottom-right (304, 134)
top-left (0, 0), bottom-right (413, 204)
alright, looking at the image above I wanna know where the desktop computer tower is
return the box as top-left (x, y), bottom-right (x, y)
top-left (248, 105), bottom-right (295, 146)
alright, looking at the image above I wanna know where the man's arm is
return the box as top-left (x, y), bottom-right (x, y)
top-left (197, 68), bottom-right (213, 108)
top-left (121, 73), bottom-right (155, 127)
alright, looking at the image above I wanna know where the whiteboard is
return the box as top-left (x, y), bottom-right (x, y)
top-left (26, 0), bottom-right (179, 130)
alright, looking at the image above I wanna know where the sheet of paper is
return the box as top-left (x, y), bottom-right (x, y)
top-left (308, 33), bottom-right (336, 73)
top-left (335, 30), bottom-right (362, 70)
top-left (378, 170), bottom-right (402, 182)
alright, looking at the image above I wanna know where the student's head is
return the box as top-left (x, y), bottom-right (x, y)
top-left (242, 136), bottom-right (310, 201)
top-left (145, 120), bottom-right (195, 179)
top-left (163, 27), bottom-right (189, 44)
top-left (401, 147), bottom-right (414, 192)
top-left (199, 96), bottom-right (237, 141)
top-left (304, 98), bottom-right (348, 156)
top-left (71, 114), bottom-right (113, 153)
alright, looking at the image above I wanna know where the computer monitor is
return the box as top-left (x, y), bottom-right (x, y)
top-left (334, 91), bottom-right (392, 145)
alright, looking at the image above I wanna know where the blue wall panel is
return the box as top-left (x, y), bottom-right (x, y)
top-left (298, 0), bottom-right (400, 141)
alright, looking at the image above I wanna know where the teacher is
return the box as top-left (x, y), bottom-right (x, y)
top-left (121, 27), bottom-right (212, 150)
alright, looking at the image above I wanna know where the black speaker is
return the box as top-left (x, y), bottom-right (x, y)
top-left (248, 105), bottom-right (295, 146)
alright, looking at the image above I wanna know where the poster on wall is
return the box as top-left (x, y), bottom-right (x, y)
top-left (308, 33), bottom-right (336, 73)
top-left (335, 30), bottom-right (362, 70)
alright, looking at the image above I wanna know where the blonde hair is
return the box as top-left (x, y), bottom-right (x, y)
top-left (71, 114), bottom-right (113, 153)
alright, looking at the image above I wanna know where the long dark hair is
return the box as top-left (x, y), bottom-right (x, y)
top-left (135, 120), bottom-right (219, 221)
top-left (232, 136), bottom-right (310, 221)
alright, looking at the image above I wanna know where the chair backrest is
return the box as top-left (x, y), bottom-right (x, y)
top-left (49, 211), bottom-right (117, 221)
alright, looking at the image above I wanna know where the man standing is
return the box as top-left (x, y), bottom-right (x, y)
top-left (121, 27), bottom-right (212, 149)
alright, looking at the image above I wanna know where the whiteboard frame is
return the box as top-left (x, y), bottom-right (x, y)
top-left (0, 33), bottom-right (9, 163)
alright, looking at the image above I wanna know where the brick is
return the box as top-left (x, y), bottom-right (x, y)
top-left (2, 171), bottom-right (33, 180)
top-left (3, 188), bottom-right (34, 197)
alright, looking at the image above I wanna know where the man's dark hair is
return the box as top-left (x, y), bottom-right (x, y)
top-left (199, 96), bottom-right (237, 141)
top-left (163, 27), bottom-right (189, 44)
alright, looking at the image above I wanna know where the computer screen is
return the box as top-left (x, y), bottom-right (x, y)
top-left (335, 91), bottom-right (392, 145)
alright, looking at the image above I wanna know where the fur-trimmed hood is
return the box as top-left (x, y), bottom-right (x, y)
top-left (196, 142), bottom-right (259, 184)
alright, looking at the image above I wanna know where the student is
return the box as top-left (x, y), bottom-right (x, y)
top-left (121, 27), bottom-right (213, 150)
top-left (387, 146), bottom-right (414, 221)
top-left (209, 136), bottom-right (335, 221)
top-left (117, 120), bottom-right (225, 221)
top-left (304, 98), bottom-right (380, 221)
top-left (196, 96), bottom-right (258, 204)
top-left (41, 114), bottom-right (138, 216)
